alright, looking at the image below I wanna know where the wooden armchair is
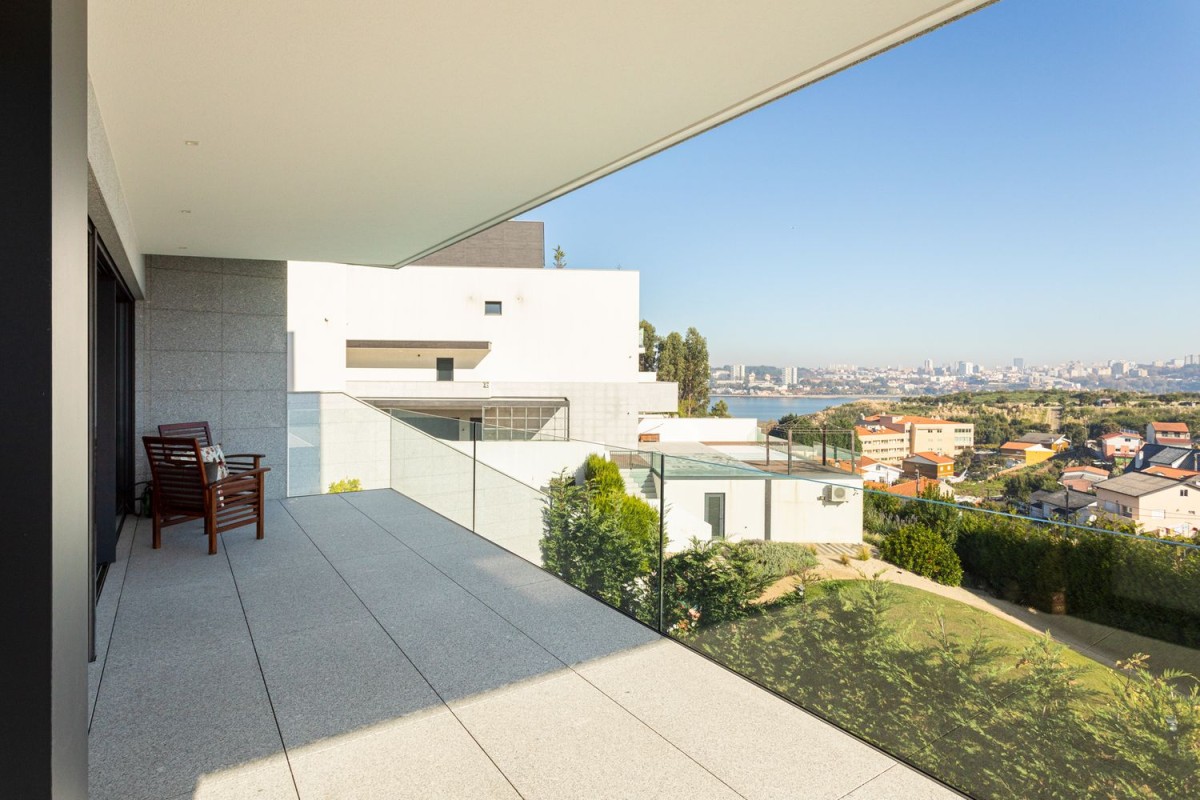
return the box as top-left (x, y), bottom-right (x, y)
top-left (157, 421), bottom-right (265, 475)
top-left (143, 436), bottom-right (270, 555)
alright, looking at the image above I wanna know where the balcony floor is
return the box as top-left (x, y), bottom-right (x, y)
top-left (89, 489), bottom-right (959, 800)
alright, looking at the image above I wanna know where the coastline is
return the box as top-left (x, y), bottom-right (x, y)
top-left (711, 394), bottom-right (894, 400)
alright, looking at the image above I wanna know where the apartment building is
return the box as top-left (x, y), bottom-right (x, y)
top-left (1094, 472), bottom-right (1200, 537)
top-left (856, 425), bottom-right (910, 464)
top-left (859, 414), bottom-right (975, 459)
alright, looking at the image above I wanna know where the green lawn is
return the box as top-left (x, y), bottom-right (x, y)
top-left (680, 578), bottom-right (1196, 800)
top-left (826, 580), bottom-right (1117, 693)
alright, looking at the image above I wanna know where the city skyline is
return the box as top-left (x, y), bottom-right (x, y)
top-left (521, 0), bottom-right (1198, 367)
top-left (714, 352), bottom-right (1200, 373)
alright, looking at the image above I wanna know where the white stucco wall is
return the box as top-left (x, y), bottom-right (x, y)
top-left (663, 475), bottom-right (863, 550)
top-left (290, 261), bottom-right (645, 388)
top-left (638, 417), bottom-right (759, 443)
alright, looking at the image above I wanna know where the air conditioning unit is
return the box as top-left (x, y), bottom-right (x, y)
top-left (822, 484), bottom-right (850, 503)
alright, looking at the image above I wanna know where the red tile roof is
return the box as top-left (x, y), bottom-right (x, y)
top-left (1144, 465), bottom-right (1200, 479)
top-left (906, 451), bottom-right (954, 465)
top-left (1099, 432), bottom-right (1143, 441)
top-left (1149, 422), bottom-right (1190, 433)
top-left (1000, 441), bottom-right (1034, 450)
top-left (879, 476), bottom-right (944, 497)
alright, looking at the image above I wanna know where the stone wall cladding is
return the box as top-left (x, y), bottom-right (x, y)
top-left (410, 220), bottom-right (544, 268)
top-left (135, 255), bottom-right (288, 499)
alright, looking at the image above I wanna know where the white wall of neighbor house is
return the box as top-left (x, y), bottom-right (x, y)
top-left (663, 476), bottom-right (863, 551)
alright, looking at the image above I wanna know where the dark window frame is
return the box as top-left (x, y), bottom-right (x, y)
top-left (484, 300), bottom-right (502, 316)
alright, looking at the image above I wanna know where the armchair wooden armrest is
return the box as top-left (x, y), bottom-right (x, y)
top-left (223, 452), bottom-right (266, 472)
top-left (204, 466), bottom-right (271, 553)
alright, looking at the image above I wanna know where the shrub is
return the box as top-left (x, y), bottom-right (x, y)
top-left (583, 453), bottom-right (625, 496)
top-left (955, 512), bottom-right (1200, 646)
top-left (880, 524), bottom-right (963, 586)
top-left (735, 540), bottom-right (818, 582)
top-left (659, 540), bottom-right (772, 631)
top-left (328, 477), bottom-right (362, 493)
top-left (856, 544), bottom-right (872, 561)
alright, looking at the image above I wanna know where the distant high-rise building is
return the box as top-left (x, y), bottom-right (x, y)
top-left (783, 366), bottom-right (799, 385)
top-left (1013, 357), bottom-right (1024, 371)
top-left (731, 364), bottom-right (746, 382)
top-left (958, 361), bottom-right (974, 377)
top-left (922, 358), bottom-right (934, 373)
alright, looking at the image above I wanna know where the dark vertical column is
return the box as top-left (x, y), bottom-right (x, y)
top-left (0, 0), bottom-right (89, 797)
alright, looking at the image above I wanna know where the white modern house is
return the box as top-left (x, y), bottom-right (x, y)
top-left (289, 225), bottom-right (676, 449)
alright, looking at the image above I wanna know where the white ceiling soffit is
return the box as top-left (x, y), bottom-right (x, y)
top-left (89, 1), bottom-right (992, 267)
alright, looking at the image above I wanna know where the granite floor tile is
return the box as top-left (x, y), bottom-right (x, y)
top-left (289, 709), bottom-right (520, 800)
top-left (453, 671), bottom-right (741, 800)
top-left (254, 618), bottom-right (441, 749)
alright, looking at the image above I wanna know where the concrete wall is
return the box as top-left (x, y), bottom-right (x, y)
top-left (136, 255), bottom-right (288, 499)
top-left (287, 393), bottom-right (391, 497)
top-left (344, 379), bottom-right (677, 447)
top-left (447, 439), bottom-right (605, 490)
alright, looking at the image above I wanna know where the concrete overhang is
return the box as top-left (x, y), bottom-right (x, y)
top-left (88, 1), bottom-right (992, 267)
top-left (346, 339), bottom-right (491, 369)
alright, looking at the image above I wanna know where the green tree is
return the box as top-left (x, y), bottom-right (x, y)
top-left (656, 331), bottom-right (685, 385)
top-left (681, 327), bottom-right (711, 417)
top-left (1003, 471), bottom-right (1060, 501)
top-left (552, 245), bottom-right (566, 269)
top-left (638, 319), bottom-right (658, 372)
top-left (710, 399), bottom-right (730, 418)
top-left (1061, 422), bottom-right (1088, 452)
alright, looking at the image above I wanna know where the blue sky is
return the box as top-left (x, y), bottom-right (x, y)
top-left (519, 1), bottom-right (1199, 369)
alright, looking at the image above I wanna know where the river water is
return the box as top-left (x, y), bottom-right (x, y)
top-left (713, 395), bottom-right (864, 423)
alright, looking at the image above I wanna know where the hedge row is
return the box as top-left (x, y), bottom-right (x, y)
top-left (955, 513), bottom-right (1200, 647)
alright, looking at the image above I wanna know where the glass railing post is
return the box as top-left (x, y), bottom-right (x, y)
top-left (657, 454), bottom-right (666, 633)
top-left (471, 421), bottom-right (478, 531)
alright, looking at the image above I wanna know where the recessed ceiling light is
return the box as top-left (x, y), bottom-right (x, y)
top-left (184, 140), bottom-right (200, 146)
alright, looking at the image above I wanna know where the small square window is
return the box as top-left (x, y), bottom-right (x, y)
top-left (484, 301), bottom-right (502, 315)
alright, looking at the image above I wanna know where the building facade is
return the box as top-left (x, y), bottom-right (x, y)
top-left (288, 235), bottom-right (677, 448)
top-left (1094, 472), bottom-right (1200, 537)
top-left (1146, 421), bottom-right (1192, 446)
top-left (859, 414), bottom-right (975, 460)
